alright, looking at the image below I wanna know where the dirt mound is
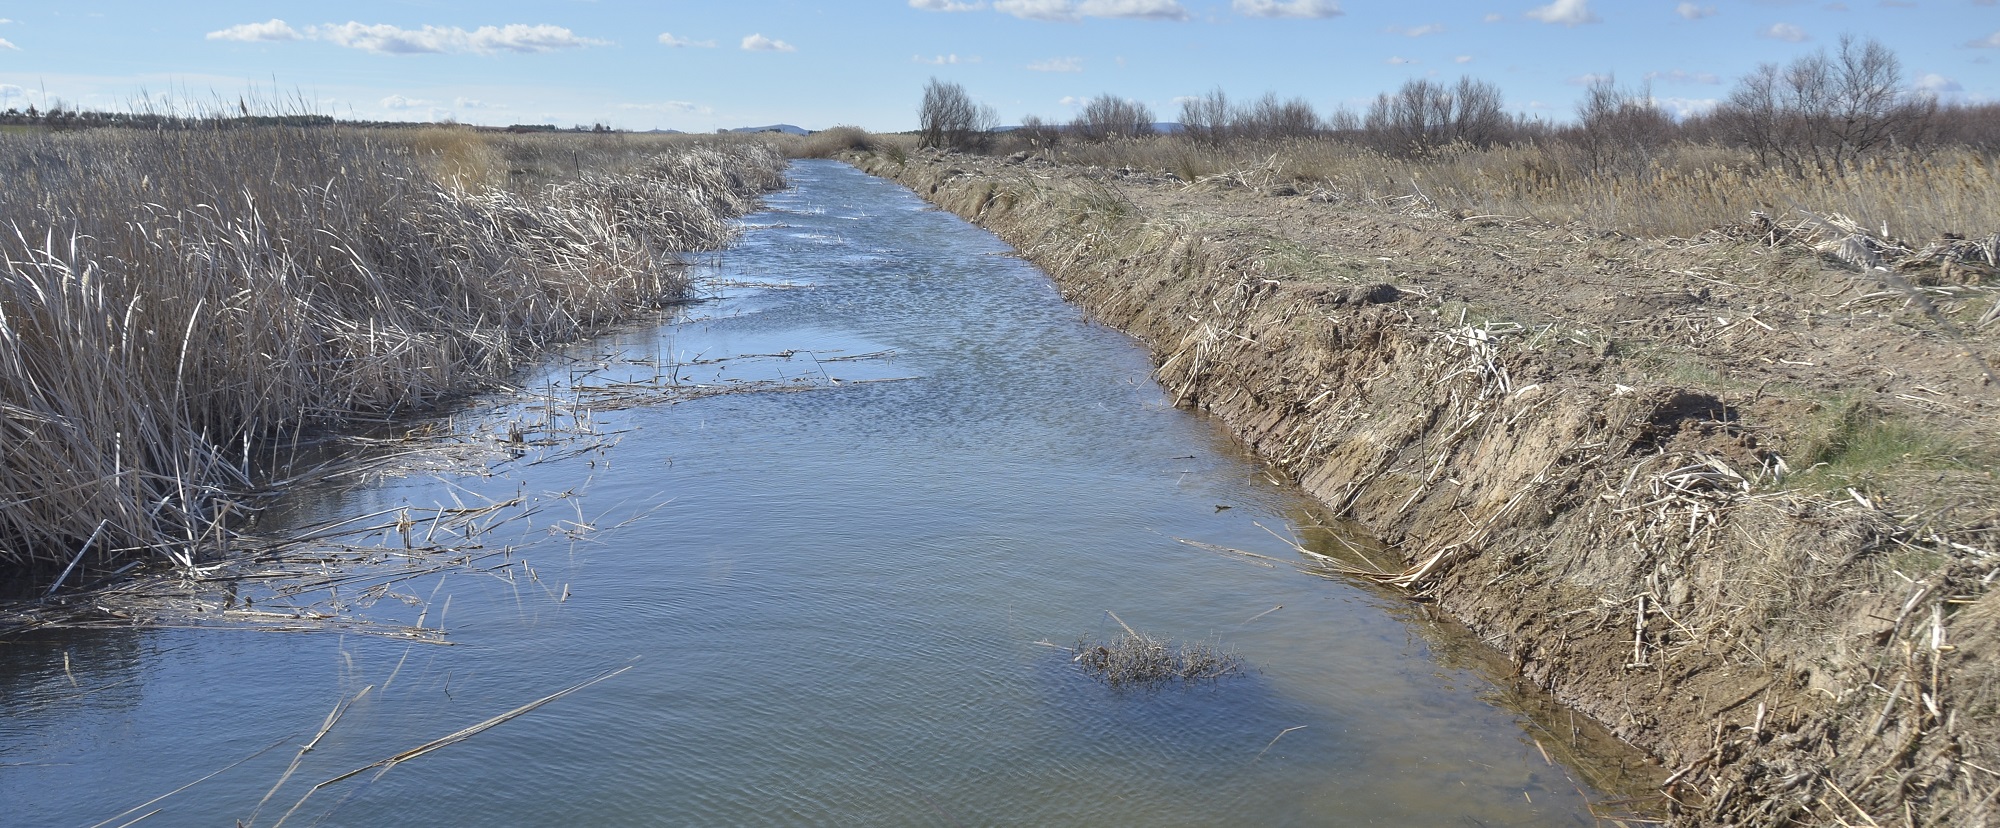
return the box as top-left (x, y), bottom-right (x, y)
top-left (864, 149), bottom-right (2000, 827)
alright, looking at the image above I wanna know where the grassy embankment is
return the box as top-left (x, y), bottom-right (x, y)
top-left (854, 136), bottom-right (1999, 827)
top-left (987, 132), bottom-right (2000, 242)
top-left (0, 126), bottom-right (785, 591)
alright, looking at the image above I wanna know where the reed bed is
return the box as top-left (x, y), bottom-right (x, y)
top-left (1035, 136), bottom-right (1999, 241)
top-left (0, 126), bottom-right (785, 590)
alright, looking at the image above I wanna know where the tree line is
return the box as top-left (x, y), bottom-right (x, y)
top-left (916, 35), bottom-right (1998, 174)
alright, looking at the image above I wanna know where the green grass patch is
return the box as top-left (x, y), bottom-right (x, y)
top-left (1783, 400), bottom-right (1974, 490)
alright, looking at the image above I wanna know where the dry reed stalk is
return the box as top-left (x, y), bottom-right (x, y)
top-left (0, 128), bottom-right (785, 590)
top-left (269, 663), bottom-right (634, 828)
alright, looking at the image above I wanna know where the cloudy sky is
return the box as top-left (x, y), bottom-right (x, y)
top-left (0, 1), bottom-right (1993, 131)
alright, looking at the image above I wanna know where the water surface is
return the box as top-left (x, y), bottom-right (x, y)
top-left (0, 160), bottom-right (1653, 826)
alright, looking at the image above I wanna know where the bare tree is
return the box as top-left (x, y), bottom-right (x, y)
top-left (1070, 94), bottom-right (1155, 142)
top-left (918, 78), bottom-right (997, 152)
top-left (1363, 77), bottom-right (1507, 155)
top-left (1714, 35), bottom-right (1933, 173)
top-left (1179, 88), bottom-right (1231, 145)
top-left (1574, 74), bottom-right (1675, 173)
top-left (1451, 77), bottom-right (1508, 147)
top-left (1234, 92), bottom-right (1320, 141)
top-left (1016, 114), bottom-right (1064, 151)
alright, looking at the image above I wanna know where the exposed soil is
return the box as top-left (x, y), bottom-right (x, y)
top-left (864, 150), bottom-right (2000, 827)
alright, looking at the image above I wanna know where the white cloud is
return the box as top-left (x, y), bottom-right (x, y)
top-left (226, 22), bottom-right (607, 54)
top-left (910, 0), bottom-right (986, 9)
top-left (1569, 72), bottom-right (1613, 85)
top-left (206, 19), bottom-right (301, 42)
top-left (1028, 56), bottom-right (1084, 71)
top-left (996, 0), bottom-right (1076, 18)
top-left (1059, 95), bottom-right (1084, 105)
top-left (915, 53), bottom-right (978, 64)
top-left (454, 97), bottom-right (503, 109)
top-left (1454, 54), bottom-right (1473, 63)
top-left (741, 33), bottom-right (796, 51)
top-left (1675, 3), bottom-right (1716, 19)
top-left (0, 38), bottom-right (15, 51)
top-left (657, 32), bottom-right (717, 47)
top-left (1915, 73), bottom-right (1963, 93)
top-left (1386, 55), bottom-right (1417, 64)
top-left (1483, 12), bottom-right (1505, 22)
top-left (1232, 0), bottom-right (1343, 17)
top-left (1525, 0), bottom-right (1599, 26)
top-left (1760, 22), bottom-right (1808, 42)
top-left (380, 94), bottom-right (435, 109)
top-left (619, 101), bottom-right (712, 114)
top-left (1078, 0), bottom-right (1190, 19)
top-left (1969, 30), bottom-right (2000, 48)
top-left (1646, 68), bottom-right (1721, 84)
top-left (1654, 96), bottom-right (1719, 118)
top-left (998, 0), bottom-right (1190, 20)
top-left (1390, 23), bottom-right (1444, 36)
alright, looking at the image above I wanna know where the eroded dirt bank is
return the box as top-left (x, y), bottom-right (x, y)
top-left (861, 150), bottom-right (2000, 826)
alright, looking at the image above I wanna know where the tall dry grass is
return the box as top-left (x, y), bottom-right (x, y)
top-left (1046, 136), bottom-right (2000, 240)
top-left (0, 126), bottom-right (785, 589)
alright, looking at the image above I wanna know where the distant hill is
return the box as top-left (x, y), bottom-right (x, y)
top-left (725, 124), bottom-right (809, 136)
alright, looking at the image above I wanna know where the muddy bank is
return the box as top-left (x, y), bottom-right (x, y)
top-left (862, 151), bottom-right (2000, 826)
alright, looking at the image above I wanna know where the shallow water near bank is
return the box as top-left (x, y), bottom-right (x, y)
top-left (0, 160), bottom-right (1656, 826)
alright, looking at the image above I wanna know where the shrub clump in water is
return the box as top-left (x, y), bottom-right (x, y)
top-left (1071, 631), bottom-right (1243, 688)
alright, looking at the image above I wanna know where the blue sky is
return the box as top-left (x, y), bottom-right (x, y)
top-left (1, 1), bottom-right (1994, 131)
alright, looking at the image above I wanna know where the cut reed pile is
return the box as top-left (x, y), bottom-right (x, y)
top-left (0, 127), bottom-right (785, 590)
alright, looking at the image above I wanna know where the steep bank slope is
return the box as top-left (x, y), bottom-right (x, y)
top-left (863, 151), bottom-right (2000, 826)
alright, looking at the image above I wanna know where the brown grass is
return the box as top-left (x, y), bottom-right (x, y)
top-left (0, 127), bottom-right (785, 589)
top-left (1030, 136), bottom-right (2000, 241)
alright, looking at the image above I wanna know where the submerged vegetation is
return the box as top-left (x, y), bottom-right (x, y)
top-left (0, 124), bottom-right (785, 590)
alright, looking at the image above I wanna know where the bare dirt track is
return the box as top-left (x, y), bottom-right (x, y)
top-left (863, 149), bottom-right (2000, 827)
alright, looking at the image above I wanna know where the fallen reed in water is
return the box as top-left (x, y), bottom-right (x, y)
top-left (0, 127), bottom-right (785, 590)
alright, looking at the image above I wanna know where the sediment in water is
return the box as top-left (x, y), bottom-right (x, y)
top-left (861, 149), bottom-right (2000, 827)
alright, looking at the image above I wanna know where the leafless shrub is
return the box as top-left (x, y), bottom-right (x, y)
top-left (917, 78), bottom-right (998, 153)
top-left (1710, 35), bottom-right (1935, 174)
top-left (1070, 94), bottom-right (1156, 143)
top-left (1234, 92), bottom-right (1321, 142)
top-left (1362, 77), bottom-right (1507, 156)
top-left (1012, 114), bottom-right (1064, 153)
top-left (1573, 74), bottom-right (1676, 175)
top-left (1179, 88), bottom-right (1232, 146)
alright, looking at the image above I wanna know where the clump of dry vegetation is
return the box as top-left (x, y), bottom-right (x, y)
top-left (792, 124), bottom-right (878, 158)
top-left (1071, 614), bottom-right (1243, 688)
top-left (0, 124), bottom-right (785, 591)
